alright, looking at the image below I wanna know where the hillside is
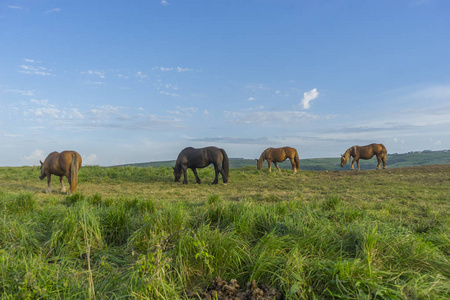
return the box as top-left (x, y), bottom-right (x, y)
top-left (117, 150), bottom-right (450, 171)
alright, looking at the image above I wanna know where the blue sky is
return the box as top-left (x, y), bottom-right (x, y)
top-left (1, 0), bottom-right (449, 166)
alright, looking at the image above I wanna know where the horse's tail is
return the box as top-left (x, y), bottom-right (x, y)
top-left (70, 152), bottom-right (80, 194)
top-left (294, 149), bottom-right (300, 170)
top-left (380, 144), bottom-right (387, 155)
top-left (220, 149), bottom-right (229, 183)
top-left (256, 151), bottom-right (266, 170)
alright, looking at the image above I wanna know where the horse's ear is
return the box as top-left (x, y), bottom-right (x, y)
top-left (40, 160), bottom-right (43, 165)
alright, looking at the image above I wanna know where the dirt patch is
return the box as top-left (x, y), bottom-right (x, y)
top-left (187, 276), bottom-right (282, 300)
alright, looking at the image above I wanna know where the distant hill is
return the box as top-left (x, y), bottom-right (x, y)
top-left (115, 150), bottom-right (449, 171)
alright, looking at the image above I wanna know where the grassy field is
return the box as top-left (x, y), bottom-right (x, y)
top-left (0, 164), bottom-right (449, 299)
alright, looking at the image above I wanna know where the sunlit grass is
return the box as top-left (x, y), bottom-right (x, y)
top-left (0, 164), bottom-right (449, 299)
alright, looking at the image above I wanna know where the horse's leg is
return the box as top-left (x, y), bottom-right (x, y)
top-left (376, 156), bottom-right (381, 170)
top-left (289, 158), bottom-right (297, 174)
top-left (351, 158), bottom-right (355, 170)
top-left (356, 159), bottom-right (360, 171)
top-left (182, 167), bottom-right (188, 184)
top-left (60, 176), bottom-right (67, 193)
top-left (212, 165), bottom-right (219, 184)
top-left (192, 168), bottom-right (201, 184)
top-left (382, 156), bottom-right (387, 169)
top-left (274, 162), bottom-right (281, 173)
top-left (46, 175), bottom-right (52, 193)
top-left (267, 160), bottom-right (272, 172)
top-left (216, 164), bottom-right (228, 184)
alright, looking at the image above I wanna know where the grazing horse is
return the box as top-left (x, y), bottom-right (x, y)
top-left (39, 151), bottom-right (82, 194)
top-left (340, 143), bottom-right (387, 171)
top-left (173, 146), bottom-right (229, 184)
top-left (256, 147), bottom-right (300, 173)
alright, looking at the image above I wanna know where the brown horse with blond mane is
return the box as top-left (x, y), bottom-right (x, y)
top-left (39, 151), bottom-right (82, 194)
top-left (256, 147), bottom-right (300, 173)
top-left (340, 143), bottom-right (387, 171)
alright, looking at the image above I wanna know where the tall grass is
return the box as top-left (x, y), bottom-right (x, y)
top-left (0, 165), bottom-right (449, 299)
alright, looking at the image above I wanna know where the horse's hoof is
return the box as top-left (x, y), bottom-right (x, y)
top-left (222, 183), bottom-right (228, 186)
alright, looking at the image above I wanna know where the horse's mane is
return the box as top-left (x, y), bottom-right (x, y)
top-left (344, 147), bottom-right (354, 158)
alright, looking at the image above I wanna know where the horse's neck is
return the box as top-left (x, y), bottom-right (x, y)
top-left (346, 148), bottom-right (354, 158)
top-left (259, 151), bottom-right (267, 161)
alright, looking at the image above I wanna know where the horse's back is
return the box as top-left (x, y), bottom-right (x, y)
top-left (177, 146), bottom-right (223, 168)
top-left (367, 143), bottom-right (386, 154)
top-left (45, 151), bottom-right (81, 173)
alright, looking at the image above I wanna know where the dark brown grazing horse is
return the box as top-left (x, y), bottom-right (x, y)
top-left (39, 151), bottom-right (82, 194)
top-left (340, 143), bottom-right (387, 171)
top-left (173, 146), bottom-right (229, 184)
top-left (256, 147), bottom-right (300, 173)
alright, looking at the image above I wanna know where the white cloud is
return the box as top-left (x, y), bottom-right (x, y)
top-left (71, 108), bottom-right (84, 119)
top-left (135, 71), bottom-right (148, 79)
top-left (248, 97), bottom-right (255, 101)
top-left (435, 140), bottom-right (442, 145)
top-left (24, 149), bottom-right (45, 164)
top-left (19, 64), bottom-right (52, 76)
top-left (159, 91), bottom-right (180, 97)
top-left (177, 67), bottom-right (194, 72)
top-left (85, 70), bottom-right (105, 79)
top-left (4, 89), bottom-right (34, 96)
top-left (167, 106), bottom-right (197, 117)
top-left (45, 8), bottom-right (61, 14)
top-left (8, 6), bottom-right (23, 10)
top-left (83, 154), bottom-right (98, 165)
top-left (245, 83), bottom-right (269, 92)
top-left (226, 109), bottom-right (319, 125)
top-left (161, 0), bottom-right (169, 6)
top-left (300, 88), bottom-right (319, 109)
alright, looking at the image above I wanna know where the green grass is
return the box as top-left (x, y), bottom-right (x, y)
top-left (0, 164), bottom-right (449, 299)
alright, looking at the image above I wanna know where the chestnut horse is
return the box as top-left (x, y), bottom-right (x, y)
top-left (39, 151), bottom-right (82, 194)
top-left (256, 147), bottom-right (300, 173)
top-left (340, 143), bottom-right (387, 171)
top-left (173, 146), bottom-right (229, 184)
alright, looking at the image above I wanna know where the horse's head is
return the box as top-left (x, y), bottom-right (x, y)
top-left (340, 154), bottom-right (348, 167)
top-left (173, 166), bottom-right (182, 182)
top-left (39, 160), bottom-right (46, 180)
top-left (256, 159), bottom-right (262, 170)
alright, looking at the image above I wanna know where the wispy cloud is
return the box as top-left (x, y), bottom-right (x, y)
top-left (135, 71), bottom-right (148, 79)
top-left (84, 70), bottom-right (106, 79)
top-left (7, 5), bottom-right (23, 10)
top-left (23, 149), bottom-right (45, 164)
top-left (3, 89), bottom-right (34, 96)
top-left (226, 109), bottom-right (319, 125)
top-left (245, 83), bottom-right (270, 92)
top-left (161, 0), bottom-right (169, 6)
top-left (154, 66), bottom-right (196, 72)
top-left (45, 8), bottom-right (61, 14)
top-left (188, 136), bottom-right (270, 144)
top-left (300, 88), bottom-right (319, 109)
top-left (167, 106), bottom-right (197, 117)
top-left (19, 64), bottom-right (52, 76)
top-left (159, 91), bottom-right (180, 97)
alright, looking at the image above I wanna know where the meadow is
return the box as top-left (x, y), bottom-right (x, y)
top-left (0, 164), bottom-right (449, 299)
